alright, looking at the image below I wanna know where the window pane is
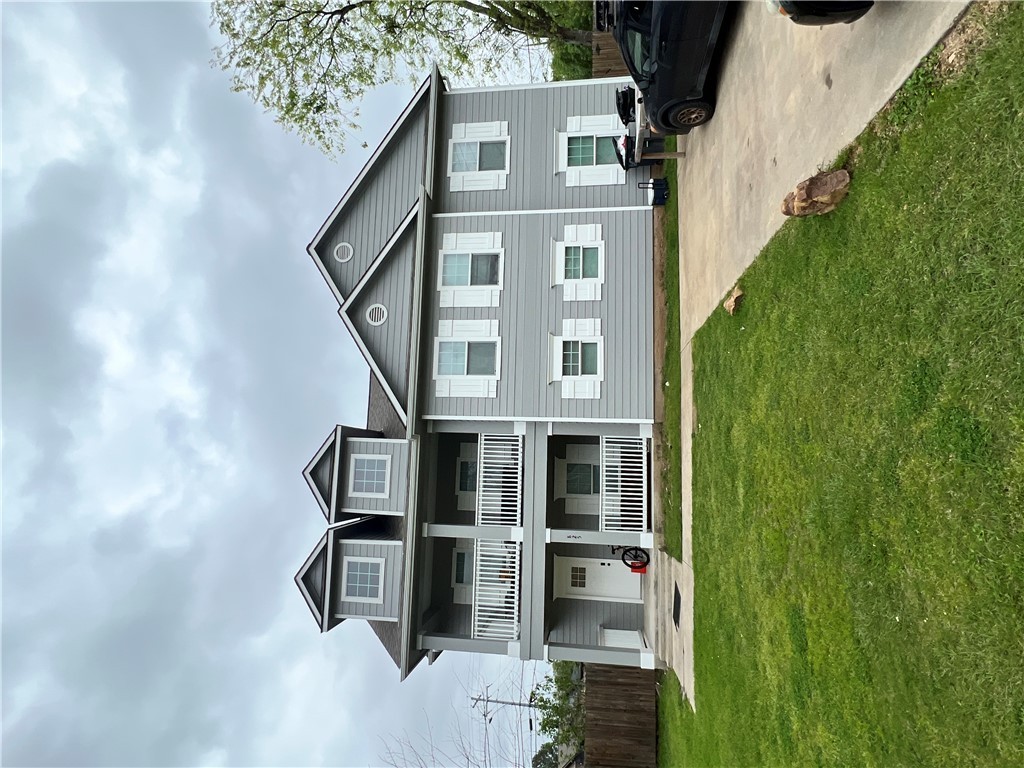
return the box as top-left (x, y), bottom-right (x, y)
top-left (459, 460), bottom-right (477, 492)
top-left (438, 341), bottom-right (467, 375)
top-left (478, 141), bottom-right (506, 171)
top-left (567, 135), bottom-right (594, 167)
top-left (452, 141), bottom-right (478, 172)
top-left (353, 457), bottom-right (388, 494)
top-left (595, 136), bottom-right (618, 165)
top-left (466, 342), bottom-right (497, 375)
top-left (564, 246), bottom-right (582, 280)
top-left (582, 247), bottom-right (600, 279)
top-left (455, 552), bottom-right (467, 584)
top-left (570, 566), bottom-right (586, 588)
top-left (567, 463), bottom-right (594, 494)
top-left (442, 253), bottom-right (471, 286)
top-left (346, 560), bottom-right (381, 599)
top-left (581, 342), bottom-right (599, 376)
top-left (592, 464), bottom-right (601, 493)
top-left (562, 340), bottom-right (580, 376)
top-left (470, 253), bottom-right (500, 286)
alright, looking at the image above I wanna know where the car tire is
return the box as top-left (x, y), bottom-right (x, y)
top-left (664, 100), bottom-right (715, 131)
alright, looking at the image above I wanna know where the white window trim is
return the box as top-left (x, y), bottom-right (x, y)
top-left (437, 232), bottom-right (505, 308)
top-left (563, 461), bottom-right (601, 498)
top-left (555, 115), bottom-right (626, 187)
top-left (340, 556), bottom-right (385, 604)
top-left (347, 454), bottom-right (392, 499)
top-left (550, 319), bottom-right (603, 400)
top-left (448, 122), bottom-right (510, 192)
top-left (551, 224), bottom-right (605, 301)
top-left (433, 337), bottom-right (502, 380)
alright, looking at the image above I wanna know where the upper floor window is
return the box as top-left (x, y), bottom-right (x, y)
top-left (550, 318), bottom-right (603, 400)
top-left (438, 232), bottom-right (505, 308)
top-left (434, 319), bottom-right (501, 399)
top-left (551, 224), bottom-right (605, 301)
top-left (348, 454), bottom-right (391, 498)
top-left (556, 115), bottom-right (626, 187)
top-left (448, 122), bottom-right (510, 192)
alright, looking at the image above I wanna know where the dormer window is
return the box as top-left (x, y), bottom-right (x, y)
top-left (348, 454), bottom-right (391, 498)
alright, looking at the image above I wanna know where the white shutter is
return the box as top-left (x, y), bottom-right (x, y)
top-left (566, 168), bottom-right (582, 188)
top-left (442, 233), bottom-right (457, 250)
top-left (450, 174), bottom-right (465, 192)
top-left (571, 282), bottom-right (601, 301)
top-left (579, 114), bottom-right (621, 133)
top-left (562, 318), bottom-right (600, 337)
top-left (567, 116), bottom-right (582, 132)
top-left (464, 121), bottom-right (502, 139)
top-left (436, 379), bottom-right (497, 398)
top-left (561, 379), bottom-right (576, 398)
top-left (562, 318), bottom-right (577, 337)
top-left (556, 132), bottom-right (568, 172)
top-left (438, 320), bottom-right (454, 337)
top-left (571, 380), bottom-right (600, 399)
top-left (576, 165), bottom-right (625, 187)
top-left (451, 123), bottom-right (467, 140)
top-left (452, 319), bottom-right (497, 338)
top-left (579, 224), bottom-right (602, 242)
top-left (455, 232), bottom-right (500, 250)
top-left (551, 241), bottom-right (564, 286)
top-left (442, 287), bottom-right (499, 308)
top-left (461, 172), bottom-right (503, 191)
top-left (549, 334), bottom-right (561, 382)
top-left (564, 225), bottom-right (579, 244)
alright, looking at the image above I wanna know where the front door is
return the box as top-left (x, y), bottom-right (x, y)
top-left (553, 555), bottom-right (643, 603)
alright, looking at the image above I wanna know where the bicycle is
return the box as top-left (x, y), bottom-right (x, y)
top-left (610, 544), bottom-right (650, 569)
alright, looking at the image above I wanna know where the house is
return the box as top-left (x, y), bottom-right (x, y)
top-left (294, 68), bottom-right (658, 679)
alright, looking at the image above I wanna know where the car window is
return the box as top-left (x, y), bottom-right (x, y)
top-left (624, 29), bottom-right (650, 77)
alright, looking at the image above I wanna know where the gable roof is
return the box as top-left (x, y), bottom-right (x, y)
top-left (302, 427), bottom-right (340, 519)
top-left (294, 532), bottom-right (329, 629)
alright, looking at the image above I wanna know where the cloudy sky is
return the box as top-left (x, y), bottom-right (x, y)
top-left (2, 3), bottom-right (546, 766)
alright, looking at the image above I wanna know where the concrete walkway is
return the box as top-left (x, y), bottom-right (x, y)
top-left (651, 0), bottom-right (969, 710)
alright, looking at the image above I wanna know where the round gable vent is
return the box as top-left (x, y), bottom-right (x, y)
top-left (333, 242), bottom-right (354, 263)
top-left (366, 304), bottom-right (388, 326)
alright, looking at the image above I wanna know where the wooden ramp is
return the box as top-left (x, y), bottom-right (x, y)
top-left (583, 664), bottom-right (657, 768)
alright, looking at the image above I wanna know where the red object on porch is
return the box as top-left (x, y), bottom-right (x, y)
top-left (629, 563), bottom-right (647, 574)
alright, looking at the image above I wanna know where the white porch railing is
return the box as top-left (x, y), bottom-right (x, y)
top-left (475, 434), bottom-right (524, 527)
top-left (472, 539), bottom-right (521, 640)
top-left (600, 436), bottom-right (649, 532)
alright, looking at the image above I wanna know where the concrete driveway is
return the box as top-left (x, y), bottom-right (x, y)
top-left (655, 0), bottom-right (969, 708)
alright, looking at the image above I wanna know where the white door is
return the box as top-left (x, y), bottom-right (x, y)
top-left (553, 555), bottom-right (643, 603)
top-left (600, 628), bottom-right (644, 649)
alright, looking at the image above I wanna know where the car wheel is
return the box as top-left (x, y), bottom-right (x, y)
top-left (665, 100), bottom-right (714, 130)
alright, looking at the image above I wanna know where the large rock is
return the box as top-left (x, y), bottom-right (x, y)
top-left (782, 169), bottom-right (851, 216)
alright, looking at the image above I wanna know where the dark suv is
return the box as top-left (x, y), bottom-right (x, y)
top-left (605, 1), bottom-right (730, 133)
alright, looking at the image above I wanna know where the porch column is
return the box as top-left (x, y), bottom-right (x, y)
top-left (546, 528), bottom-right (654, 547)
top-left (519, 422), bottom-right (548, 661)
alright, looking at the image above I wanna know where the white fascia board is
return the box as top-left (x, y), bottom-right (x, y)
top-left (433, 205), bottom-right (650, 218)
top-left (328, 425), bottom-right (342, 523)
top-left (337, 308), bottom-right (408, 426)
top-left (302, 428), bottom-right (338, 519)
top-left (422, 415), bottom-right (655, 425)
top-left (307, 76), bottom-right (432, 255)
top-left (320, 529), bottom-right (336, 632)
top-left (399, 436), bottom-right (422, 680)
top-left (446, 76), bottom-right (632, 93)
top-left (341, 201), bottom-right (420, 311)
top-left (405, 186), bottom-right (430, 440)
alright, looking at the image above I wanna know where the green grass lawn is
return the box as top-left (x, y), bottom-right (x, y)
top-left (658, 5), bottom-right (1024, 766)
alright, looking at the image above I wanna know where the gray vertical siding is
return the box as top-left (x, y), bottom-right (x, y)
top-left (332, 541), bottom-right (402, 619)
top-left (315, 101), bottom-right (428, 300)
top-left (421, 210), bottom-right (654, 420)
top-left (435, 83), bottom-right (652, 212)
top-left (348, 230), bottom-right (416, 407)
top-left (338, 438), bottom-right (410, 513)
top-left (546, 598), bottom-right (644, 646)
